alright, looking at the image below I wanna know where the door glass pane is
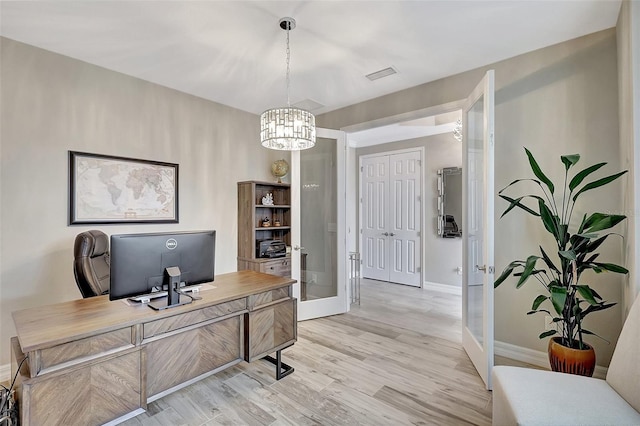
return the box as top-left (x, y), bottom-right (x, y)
top-left (300, 137), bottom-right (338, 301)
top-left (466, 95), bottom-right (484, 343)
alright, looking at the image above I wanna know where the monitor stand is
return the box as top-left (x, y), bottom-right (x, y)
top-left (148, 266), bottom-right (192, 311)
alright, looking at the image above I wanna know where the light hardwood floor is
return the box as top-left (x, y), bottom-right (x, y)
top-left (121, 279), bottom-right (495, 426)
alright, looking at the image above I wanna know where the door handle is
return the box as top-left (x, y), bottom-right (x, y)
top-left (389, 232), bottom-right (395, 236)
top-left (293, 245), bottom-right (305, 251)
top-left (382, 232), bottom-right (389, 236)
top-left (476, 265), bottom-right (487, 271)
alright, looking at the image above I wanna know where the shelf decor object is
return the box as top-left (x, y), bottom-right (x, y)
top-left (68, 151), bottom-right (178, 225)
top-left (260, 17), bottom-right (315, 151)
top-left (271, 159), bottom-right (289, 183)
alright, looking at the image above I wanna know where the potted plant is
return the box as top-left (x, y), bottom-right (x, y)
top-left (494, 148), bottom-right (628, 376)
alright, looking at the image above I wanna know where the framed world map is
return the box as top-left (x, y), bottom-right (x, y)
top-left (69, 151), bottom-right (179, 224)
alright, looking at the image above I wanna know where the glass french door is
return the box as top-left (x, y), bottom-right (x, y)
top-left (462, 70), bottom-right (495, 390)
top-left (291, 128), bottom-right (349, 321)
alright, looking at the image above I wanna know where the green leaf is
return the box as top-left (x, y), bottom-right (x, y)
top-left (583, 303), bottom-right (616, 317)
top-left (532, 295), bottom-right (548, 310)
top-left (577, 329), bottom-right (610, 344)
top-left (528, 309), bottom-right (551, 315)
top-left (581, 213), bottom-right (626, 234)
top-left (539, 330), bottom-right (557, 339)
top-left (569, 162), bottom-right (606, 191)
top-left (573, 233), bottom-right (599, 239)
top-left (558, 250), bottom-right (576, 261)
top-left (591, 262), bottom-right (629, 274)
top-left (539, 246), bottom-right (560, 274)
top-left (498, 178), bottom-right (541, 194)
top-left (572, 171), bottom-right (628, 202)
top-left (516, 256), bottom-right (541, 288)
top-left (499, 195), bottom-right (540, 218)
top-left (525, 148), bottom-right (555, 194)
top-left (576, 285), bottom-right (599, 305)
top-left (494, 260), bottom-right (525, 287)
top-left (584, 235), bottom-right (608, 254)
top-left (578, 213), bottom-right (588, 234)
top-left (550, 286), bottom-right (567, 315)
top-left (539, 199), bottom-right (558, 237)
top-left (561, 154), bottom-right (580, 171)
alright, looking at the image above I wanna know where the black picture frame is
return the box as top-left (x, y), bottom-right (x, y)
top-left (69, 151), bottom-right (179, 225)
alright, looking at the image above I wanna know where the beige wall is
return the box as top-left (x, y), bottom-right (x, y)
top-left (618, 0), bottom-right (640, 316)
top-left (0, 37), bottom-right (280, 366)
top-left (356, 134), bottom-right (463, 287)
top-left (321, 29), bottom-right (624, 366)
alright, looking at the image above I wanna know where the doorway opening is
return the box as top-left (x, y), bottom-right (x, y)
top-left (344, 104), bottom-right (464, 292)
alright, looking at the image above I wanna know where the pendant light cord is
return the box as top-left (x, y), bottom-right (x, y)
top-left (285, 23), bottom-right (291, 107)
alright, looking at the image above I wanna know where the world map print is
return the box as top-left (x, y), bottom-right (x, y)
top-left (73, 155), bottom-right (177, 222)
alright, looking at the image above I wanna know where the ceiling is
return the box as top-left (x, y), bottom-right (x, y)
top-left (0, 1), bottom-right (622, 121)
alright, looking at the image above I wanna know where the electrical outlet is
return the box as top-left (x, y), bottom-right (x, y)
top-left (545, 315), bottom-right (555, 331)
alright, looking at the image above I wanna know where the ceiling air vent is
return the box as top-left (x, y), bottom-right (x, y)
top-left (366, 66), bottom-right (398, 81)
top-left (294, 99), bottom-right (324, 111)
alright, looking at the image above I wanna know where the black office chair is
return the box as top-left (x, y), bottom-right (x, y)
top-left (73, 230), bottom-right (110, 298)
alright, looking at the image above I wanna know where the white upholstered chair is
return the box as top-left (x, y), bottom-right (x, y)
top-left (492, 293), bottom-right (640, 425)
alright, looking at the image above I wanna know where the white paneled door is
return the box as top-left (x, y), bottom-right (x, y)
top-left (462, 70), bottom-right (495, 390)
top-left (361, 150), bottom-right (421, 287)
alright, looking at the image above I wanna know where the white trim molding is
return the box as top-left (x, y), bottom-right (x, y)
top-left (495, 340), bottom-right (608, 379)
top-left (422, 281), bottom-right (462, 295)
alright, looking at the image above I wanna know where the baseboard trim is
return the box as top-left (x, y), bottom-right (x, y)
top-left (0, 363), bottom-right (10, 384)
top-left (495, 340), bottom-right (608, 379)
top-left (422, 281), bottom-right (462, 295)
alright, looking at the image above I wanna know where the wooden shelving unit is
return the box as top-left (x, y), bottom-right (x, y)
top-left (237, 180), bottom-right (291, 277)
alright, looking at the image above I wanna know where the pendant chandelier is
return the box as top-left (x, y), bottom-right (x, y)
top-left (260, 17), bottom-right (316, 151)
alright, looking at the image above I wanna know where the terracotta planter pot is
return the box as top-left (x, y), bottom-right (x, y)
top-left (548, 337), bottom-right (596, 377)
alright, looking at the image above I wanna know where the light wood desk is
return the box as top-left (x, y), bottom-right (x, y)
top-left (11, 270), bottom-right (297, 426)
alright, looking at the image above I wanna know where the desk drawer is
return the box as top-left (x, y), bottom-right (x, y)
top-left (26, 349), bottom-right (142, 425)
top-left (260, 258), bottom-right (291, 277)
top-left (146, 315), bottom-right (243, 397)
top-left (248, 286), bottom-right (290, 310)
top-left (143, 298), bottom-right (246, 339)
top-left (246, 298), bottom-right (296, 362)
top-left (37, 327), bottom-right (133, 375)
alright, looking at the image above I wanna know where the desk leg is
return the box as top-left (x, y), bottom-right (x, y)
top-left (262, 348), bottom-right (294, 380)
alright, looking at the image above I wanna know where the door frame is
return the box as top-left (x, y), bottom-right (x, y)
top-left (358, 147), bottom-right (424, 286)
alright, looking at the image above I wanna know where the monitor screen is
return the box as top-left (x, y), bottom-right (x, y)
top-left (109, 230), bottom-right (215, 300)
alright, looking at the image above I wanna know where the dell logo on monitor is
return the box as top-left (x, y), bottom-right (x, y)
top-left (166, 238), bottom-right (178, 250)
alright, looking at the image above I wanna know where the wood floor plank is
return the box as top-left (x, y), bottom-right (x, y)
top-left (320, 380), bottom-right (431, 426)
top-left (374, 385), bottom-right (488, 426)
top-left (122, 279), bottom-right (496, 425)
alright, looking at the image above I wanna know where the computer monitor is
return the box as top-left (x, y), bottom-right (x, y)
top-left (109, 230), bottom-right (215, 301)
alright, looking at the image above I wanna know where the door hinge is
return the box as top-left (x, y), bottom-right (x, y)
top-left (417, 267), bottom-right (421, 272)
top-left (360, 166), bottom-right (363, 172)
top-left (360, 228), bottom-right (363, 234)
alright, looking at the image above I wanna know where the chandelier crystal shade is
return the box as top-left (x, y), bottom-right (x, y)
top-left (261, 107), bottom-right (316, 150)
top-left (260, 17), bottom-right (316, 151)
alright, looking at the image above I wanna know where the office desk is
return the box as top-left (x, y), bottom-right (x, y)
top-left (11, 270), bottom-right (297, 426)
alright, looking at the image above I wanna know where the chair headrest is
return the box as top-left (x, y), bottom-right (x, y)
top-left (74, 230), bottom-right (109, 259)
